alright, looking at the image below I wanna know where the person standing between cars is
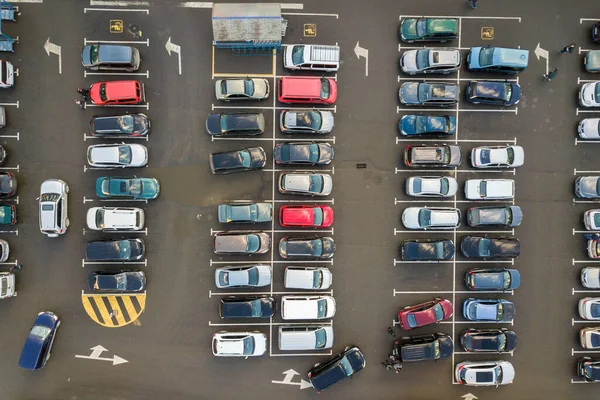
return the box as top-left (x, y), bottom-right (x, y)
top-left (559, 43), bottom-right (576, 55)
top-left (465, 0), bottom-right (477, 9)
top-left (543, 68), bottom-right (559, 81)
top-left (74, 100), bottom-right (85, 109)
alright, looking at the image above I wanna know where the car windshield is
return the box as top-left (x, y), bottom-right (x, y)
top-left (320, 78), bottom-right (330, 99)
top-left (432, 303), bottom-right (444, 321)
top-left (309, 175), bottom-right (324, 193)
top-left (591, 303), bottom-right (600, 318)
top-left (312, 239), bottom-right (323, 256)
top-left (99, 83), bottom-right (107, 102)
top-left (315, 329), bottom-right (327, 348)
top-left (478, 46), bottom-right (494, 67)
top-left (418, 209), bottom-right (432, 227)
top-left (313, 207), bottom-right (324, 226)
top-left (244, 80), bottom-right (255, 96)
top-left (115, 274), bottom-right (127, 290)
top-left (250, 300), bottom-right (263, 317)
top-left (291, 45), bottom-right (304, 65)
top-left (407, 314), bottom-right (417, 328)
top-left (413, 178), bottom-right (422, 193)
top-left (306, 112), bottom-right (322, 130)
top-left (595, 214), bottom-right (600, 228)
top-left (497, 303), bottom-right (504, 319)
top-left (313, 270), bottom-right (323, 288)
top-left (592, 333), bottom-right (600, 348)
top-left (497, 334), bottom-right (507, 350)
top-left (478, 238), bottom-right (491, 256)
top-left (30, 325), bottom-right (51, 339)
top-left (317, 299), bottom-right (328, 318)
top-left (480, 181), bottom-right (487, 197)
top-left (96, 210), bottom-right (105, 229)
top-left (339, 357), bottom-right (354, 376)
top-left (503, 271), bottom-right (511, 289)
top-left (496, 366), bottom-right (502, 383)
top-left (240, 151), bottom-right (251, 168)
top-left (479, 150), bottom-right (491, 164)
top-left (440, 178), bottom-right (449, 195)
top-left (506, 148), bottom-right (515, 164)
top-left (247, 268), bottom-right (259, 285)
top-left (40, 193), bottom-right (60, 202)
top-left (416, 19), bottom-right (428, 36)
top-left (117, 115), bottom-right (135, 133)
top-left (242, 336), bottom-right (255, 355)
top-left (415, 117), bottom-right (428, 133)
top-left (595, 83), bottom-right (600, 99)
top-left (416, 50), bottom-right (430, 69)
top-left (90, 44), bottom-right (99, 63)
top-left (118, 146), bottom-right (132, 164)
top-left (502, 83), bottom-right (512, 101)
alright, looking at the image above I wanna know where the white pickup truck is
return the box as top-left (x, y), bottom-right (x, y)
top-left (465, 179), bottom-right (515, 200)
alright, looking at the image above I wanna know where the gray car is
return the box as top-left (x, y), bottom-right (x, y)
top-left (466, 205), bottom-right (522, 228)
top-left (399, 82), bottom-right (459, 107)
top-left (278, 172), bottom-right (332, 196)
top-left (215, 265), bottom-right (272, 288)
top-left (280, 110), bottom-right (334, 134)
top-left (217, 202), bottom-right (272, 224)
top-left (575, 176), bottom-right (600, 198)
top-left (215, 78), bottom-right (270, 101)
top-left (400, 48), bottom-right (461, 75)
top-left (213, 232), bottom-right (271, 254)
top-left (463, 298), bottom-right (515, 322)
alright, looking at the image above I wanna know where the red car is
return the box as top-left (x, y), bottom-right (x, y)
top-left (279, 205), bottom-right (333, 228)
top-left (397, 298), bottom-right (453, 330)
top-left (90, 80), bottom-right (145, 106)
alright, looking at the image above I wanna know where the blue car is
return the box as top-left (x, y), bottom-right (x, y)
top-left (466, 81), bottom-right (521, 106)
top-left (96, 176), bottom-right (160, 200)
top-left (585, 51), bottom-right (600, 73)
top-left (465, 268), bottom-right (521, 291)
top-left (399, 114), bottom-right (456, 136)
top-left (218, 202), bottom-right (273, 224)
top-left (399, 82), bottom-right (459, 107)
top-left (19, 312), bottom-right (60, 370)
top-left (463, 298), bottom-right (514, 322)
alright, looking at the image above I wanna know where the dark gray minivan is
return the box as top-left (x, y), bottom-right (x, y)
top-left (81, 44), bottom-right (141, 72)
top-left (86, 239), bottom-right (145, 262)
top-left (393, 333), bottom-right (453, 363)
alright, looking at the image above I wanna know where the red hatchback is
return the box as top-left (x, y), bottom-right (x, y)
top-left (279, 205), bottom-right (333, 228)
top-left (90, 80), bottom-right (145, 106)
top-left (397, 298), bottom-right (453, 330)
top-left (277, 76), bottom-right (337, 105)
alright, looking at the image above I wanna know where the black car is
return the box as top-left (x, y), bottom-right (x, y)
top-left (205, 113), bottom-right (265, 136)
top-left (274, 142), bottom-right (334, 165)
top-left (393, 333), bottom-right (453, 363)
top-left (307, 346), bottom-right (366, 393)
top-left (90, 113), bottom-right (150, 137)
top-left (88, 271), bottom-right (146, 292)
top-left (466, 205), bottom-right (522, 228)
top-left (85, 239), bottom-right (145, 261)
top-left (466, 81), bottom-right (521, 106)
top-left (209, 147), bottom-right (267, 174)
top-left (0, 172), bottom-right (16, 198)
top-left (579, 357), bottom-right (600, 382)
top-left (219, 296), bottom-right (275, 319)
top-left (460, 236), bottom-right (520, 259)
top-left (279, 236), bottom-right (335, 259)
top-left (460, 328), bottom-right (517, 353)
top-left (593, 22), bottom-right (600, 42)
top-left (400, 239), bottom-right (454, 261)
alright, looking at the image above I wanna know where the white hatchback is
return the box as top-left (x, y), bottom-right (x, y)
top-left (405, 176), bottom-right (458, 197)
top-left (87, 143), bottom-right (148, 168)
top-left (578, 118), bottom-right (600, 139)
top-left (455, 361), bottom-right (515, 386)
top-left (470, 145), bottom-right (524, 168)
top-left (402, 207), bottom-right (461, 229)
top-left (86, 207), bottom-right (145, 232)
top-left (212, 331), bottom-right (267, 358)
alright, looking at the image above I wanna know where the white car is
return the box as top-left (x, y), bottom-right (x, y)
top-left (0, 272), bottom-right (15, 299)
top-left (578, 118), bottom-right (600, 139)
top-left (455, 361), bottom-right (515, 386)
top-left (86, 207), bottom-right (145, 232)
top-left (87, 143), bottom-right (148, 168)
top-left (284, 266), bottom-right (333, 290)
top-left (212, 331), bottom-right (267, 358)
top-left (405, 176), bottom-right (458, 197)
top-left (584, 209), bottom-right (600, 230)
top-left (579, 297), bottom-right (600, 320)
top-left (214, 265), bottom-right (272, 289)
top-left (402, 207), bottom-right (461, 229)
top-left (281, 295), bottom-right (336, 320)
top-left (581, 327), bottom-right (600, 349)
top-left (464, 179), bottom-right (515, 200)
top-left (582, 267), bottom-right (600, 288)
top-left (400, 48), bottom-right (461, 75)
top-left (580, 82), bottom-right (600, 107)
top-left (589, 240), bottom-right (600, 259)
top-left (470, 145), bottom-right (524, 168)
top-left (0, 61), bottom-right (14, 88)
top-left (0, 239), bottom-right (8, 262)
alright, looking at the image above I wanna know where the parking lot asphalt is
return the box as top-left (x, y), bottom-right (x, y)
top-left (2, 0), bottom-right (600, 399)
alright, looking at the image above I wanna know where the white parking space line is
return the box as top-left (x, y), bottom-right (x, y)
top-left (209, 321), bottom-right (333, 327)
top-left (212, 104), bottom-right (336, 113)
top-left (281, 12), bottom-right (338, 18)
top-left (90, 0), bottom-right (149, 5)
top-left (577, 109), bottom-right (600, 115)
top-left (270, 351), bottom-right (333, 357)
top-left (84, 71), bottom-right (149, 78)
top-left (397, 76), bottom-right (518, 83)
top-left (575, 168), bottom-right (600, 175)
top-left (573, 259), bottom-right (600, 264)
top-left (0, 102), bottom-right (19, 108)
top-left (393, 229), bottom-right (514, 235)
top-left (573, 229), bottom-right (599, 234)
top-left (85, 165), bottom-right (149, 172)
top-left (397, 107), bottom-right (517, 114)
top-left (573, 318), bottom-right (597, 325)
top-left (0, 230), bottom-right (18, 235)
top-left (574, 199), bottom-right (600, 204)
top-left (266, 199), bottom-right (335, 204)
top-left (84, 7), bottom-right (149, 13)
top-left (210, 259), bottom-right (333, 265)
top-left (581, 18), bottom-right (600, 23)
top-left (394, 199), bottom-right (455, 204)
top-left (82, 196), bottom-right (149, 204)
top-left (571, 379), bottom-right (590, 384)
top-left (454, 351), bottom-right (514, 356)
top-left (211, 137), bottom-right (335, 144)
top-left (83, 228), bottom-right (148, 235)
top-left (573, 289), bottom-right (600, 295)
top-left (577, 78), bottom-right (597, 84)
top-left (210, 228), bottom-right (334, 235)
top-left (82, 259), bottom-right (147, 267)
top-left (572, 349), bottom-right (600, 355)
top-left (264, 168), bottom-right (334, 174)
top-left (85, 103), bottom-right (150, 110)
top-left (393, 289), bottom-right (514, 295)
top-left (399, 14), bottom-right (521, 21)
top-left (396, 138), bottom-right (516, 144)
top-left (84, 134), bottom-right (148, 141)
top-left (0, 166), bottom-right (19, 171)
top-left (209, 290), bottom-right (332, 297)
top-left (575, 139), bottom-right (600, 145)
top-left (395, 167), bottom-right (515, 174)
top-left (0, 132), bottom-right (19, 140)
top-left (84, 38), bottom-right (149, 46)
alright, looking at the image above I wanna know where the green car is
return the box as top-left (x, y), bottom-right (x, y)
top-left (0, 204), bottom-right (16, 225)
top-left (399, 18), bottom-right (458, 43)
top-left (96, 177), bottom-right (160, 200)
top-left (585, 50), bottom-right (600, 73)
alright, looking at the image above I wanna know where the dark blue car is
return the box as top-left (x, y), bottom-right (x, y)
top-left (466, 81), bottom-right (521, 106)
top-left (399, 114), bottom-right (456, 136)
top-left (308, 346), bottom-right (366, 393)
top-left (465, 268), bottom-right (521, 291)
top-left (19, 311), bottom-right (60, 370)
top-left (401, 239), bottom-right (454, 261)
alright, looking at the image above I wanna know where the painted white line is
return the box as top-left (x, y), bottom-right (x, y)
top-left (210, 259), bottom-right (333, 265)
top-left (212, 137), bottom-right (335, 143)
top-left (211, 229), bottom-right (334, 235)
top-left (0, 102), bottom-right (19, 108)
top-left (394, 199), bottom-right (455, 204)
top-left (90, 0), bottom-right (149, 5)
top-left (573, 319), bottom-right (596, 324)
top-left (575, 139), bottom-right (600, 145)
top-left (179, 1), bottom-right (213, 7)
top-left (0, 133), bottom-right (19, 140)
top-left (446, 320), bottom-right (514, 325)
top-left (209, 321), bottom-right (333, 327)
top-left (395, 167), bottom-right (513, 174)
top-left (573, 229), bottom-right (600, 234)
top-left (0, 166), bottom-right (19, 171)
top-left (571, 379), bottom-right (591, 384)
top-left (573, 260), bottom-right (600, 264)
top-left (453, 351), bottom-right (514, 356)
top-left (84, 7), bottom-right (149, 13)
top-left (9, 0), bottom-right (43, 2)
top-left (572, 349), bottom-right (600, 354)
top-left (85, 38), bottom-right (149, 46)
top-left (210, 290), bottom-right (332, 297)
top-left (573, 288), bottom-right (600, 295)
top-left (393, 260), bottom-right (455, 264)
top-left (400, 14), bottom-right (521, 21)
top-left (575, 168), bottom-right (600, 174)
top-left (396, 138), bottom-right (516, 144)
top-left (212, 104), bottom-right (336, 112)
top-left (577, 108), bottom-right (600, 115)
top-left (82, 259), bottom-right (147, 267)
top-left (85, 71), bottom-right (149, 78)
top-left (394, 229), bottom-right (513, 234)
top-left (398, 76), bottom-right (518, 83)
top-left (280, 3), bottom-right (304, 9)
top-left (270, 351), bottom-right (333, 357)
top-left (397, 106), bottom-right (517, 114)
top-left (581, 18), bottom-right (600, 23)
top-left (84, 134), bottom-right (148, 141)
top-left (393, 289), bottom-right (513, 294)
top-left (86, 103), bottom-right (149, 110)
top-left (265, 199), bottom-right (335, 204)
top-left (574, 200), bottom-right (600, 204)
top-left (281, 12), bottom-right (338, 18)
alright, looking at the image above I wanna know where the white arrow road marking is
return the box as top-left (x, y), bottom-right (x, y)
top-left (534, 42), bottom-right (549, 74)
top-left (44, 38), bottom-right (62, 74)
top-left (271, 369), bottom-right (312, 390)
top-left (75, 345), bottom-right (128, 365)
top-left (354, 41), bottom-right (369, 76)
top-left (165, 37), bottom-right (182, 75)
top-left (462, 394), bottom-right (478, 400)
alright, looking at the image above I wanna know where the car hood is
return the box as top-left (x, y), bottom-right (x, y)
top-left (249, 147), bottom-right (267, 168)
top-left (507, 269), bottom-right (521, 289)
top-left (130, 145), bottom-right (148, 166)
top-left (402, 208), bottom-right (420, 229)
top-left (400, 50), bottom-right (418, 72)
top-left (580, 119), bottom-right (600, 138)
top-left (400, 115), bottom-right (417, 135)
top-left (449, 145), bottom-right (462, 166)
top-left (400, 82), bottom-right (419, 104)
top-left (321, 237), bottom-right (336, 258)
top-left (40, 179), bottom-right (64, 194)
top-left (509, 146), bottom-right (525, 166)
top-left (140, 178), bottom-right (160, 198)
top-left (253, 79), bottom-right (269, 98)
top-left (400, 19), bottom-right (418, 40)
top-left (321, 175), bottom-right (333, 196)
top-left (508, 206), bottom-right (523, 227)
top-left (206, 114), bottom-right (222, 135)
top-left (129, 239), bottom-right (145, 259)
top-left (581, 83), bottom-right (598, 106)
top-left (468, 47), bottom-right (483, 68)
top-left (81, 45), bottom-right (93, 67)
top-left (439, 335), bottom-right (454, 358)
top-left (320, 112), bottom-right (335, 133)
top-left (125, 272), bottom-right (146, 291)
top-left (318, 144), bottom-right (334, 163)
top-left (501, 302), bottom-right (515, 321)
top-left (583, 268), bottom-right (600, 288)
top-left (505, 331), bottom-right (517, 352)
top-left (132, 114), bottom-right (150, 135)
top-left (509, 84), bottom-right (522, 105)
top-left (578, 177), bottom-right (600, 197)
top-left (500, 363), bottom-right (515, 384)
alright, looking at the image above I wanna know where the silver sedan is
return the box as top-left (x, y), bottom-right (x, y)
top-left (215, 78), bottom-right (270, 101)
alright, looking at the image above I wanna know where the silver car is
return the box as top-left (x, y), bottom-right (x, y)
top-left (578, 118), bottom-right (600, 139)
top-left (39, 179), bottom-right (70, 237)
top-left (579, 297), bottom-right (600, 320)
top-left (455, 361), bottom-right (515, 386)
top-left (87, 144), bottom-right (148, 168)
top-left (405, 176), bottom-right (458, 197)
top-left (401, 207), bottom-right (461, 229)
top-left (280, 110), bottom-right (334, 134)
top-left (581, 327), bottom-right (600, 349)
top-left (278, 172), bottom-right (332, 196)
top-left (212, 331), bottom-right (267, 358)
top-left (215, 78), bottom-right (270, 101)
top-left (582, 267), bottom-right (600, 289)
top-left (213, 232), bottom-right (271, 254)
top-left (215, 265), bottom-right (272, 288)
top-left (400, 48), bottom-right (461, 75)
top-left (86, 207), bottom-right (145, 232)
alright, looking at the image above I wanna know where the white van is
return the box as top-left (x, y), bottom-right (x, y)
top-left (278, 326), bottom-right (334, 350)
top-left (281, 296), bottom-right (336, 320)
top-left (464, 179), bottom-right (515, 200)
top-left (283, 44), bottom-right (340, 72)
top-left (39, 179), bottom-right (70, 237)
top-left (284, 267), bottom-right (332, 290)
top-left (0, 61), bottom-right (14, 88)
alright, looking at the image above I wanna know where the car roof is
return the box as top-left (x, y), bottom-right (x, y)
top-left (282, 207), bottom-right (315, 225)
top-left (98, 44), bottom-right (133, 62)
top-left (100, 80), bottom-right (139, 98)
top-left (91, 146), bottom-right (120, 163)
top-left (426, 18), bottom-right (458, 32)
top-left (283, 174), bottom-right (312, 191)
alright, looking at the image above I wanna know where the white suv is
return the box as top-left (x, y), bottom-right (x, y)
top-left (87, 143), bottom-right (148, 168)
top-left (402, 207), bottom-right (461, 229)
top-left (281, 296), bottom-right (336, 320)
top-left (39, 179), bottom-right (69, 237)
top-left (465, 179), bottom-right (515, 200)
top-left (86, 207), bottom-right (145, 232)
top-left (212, 331), bottom-right (267, 358)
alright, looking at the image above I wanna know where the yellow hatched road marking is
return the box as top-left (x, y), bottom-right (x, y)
top-left (81, 292), bottom-right (147, 328)
top-left (121, 296), bottom-right (138, 320)
top-left (107, 296), bottom-right (126, 325)
top-left (82, 297), bottom-right (101, 324)
top-left (93, 296), bottom-right (114, 326)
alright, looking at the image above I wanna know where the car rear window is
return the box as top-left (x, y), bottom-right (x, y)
top-left (99, 83), bottom-right (107, 101)
top-left (479, 47), bottom-right (494, 67)
top-left (313, 207), bottom-right (324, 226)
top-left (320, 78), bottom-right (330, 100)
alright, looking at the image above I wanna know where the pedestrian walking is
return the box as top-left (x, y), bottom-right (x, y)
top-left (388, 326), bottom-right (396, 337)
top-left (543, 68), bottom-right (559, 81)
top-left (465, 0), bottom-right (477, 9)
top-left (381, 361), bottom-right (393, 371)
top-left (75, 100), bottom-right (85, 109)
top-left (77, 88), bottom-right (90, 96)
top-left (13, 263), bottom-right (22, 271)
top-left (585, 233), bottom-right (600, 240)
top-left (393, 363), bottom-right (402, 373)
top-left (559, 43), bottom-right (576, 55)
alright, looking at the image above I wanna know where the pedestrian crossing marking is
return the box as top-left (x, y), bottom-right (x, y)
top-left (82, 292), bottom-right (146, 328)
